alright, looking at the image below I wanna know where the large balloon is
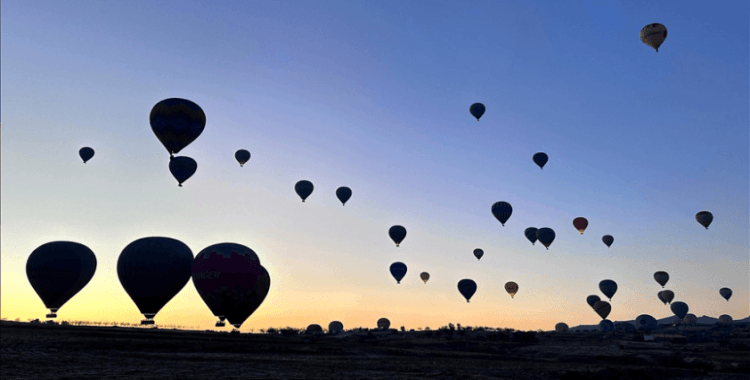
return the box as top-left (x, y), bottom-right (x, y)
top-left (524, 227), bottom-right (538, 245)
top-left (719, 287), bottom-right (732, 301)
top-left (457, 279), bottom-right (477, 303)
top-left (225, 266), bottom-right (270, 329)
top-left (27, 241), bottom-right (97, 318)
top-left (639, 23), bottom-right (667, 52)
top-left (79, 147), bottom-right (94, 164)
top-left (670, 301), bottom-right (688, 320)
top-left (653, 271), bottom-right (669, 287)
top-left (336, 187), bottom-right (352, 206)
top-left (586, 295), bottom-right (601, 308)
top-left (658, 290), bottom-right (674, 305)
top-left (602, 235), bottom-right (614, 248)
top-left (473, 248), bottom-right (484, 260)
top-left (389, 225), bottom-right (407, 247)
top-left (536, 228), bottom-right (556, 250)
top-left (117, 237), bottom-right (194, 322)
top-left (593, 301), bottom-right (611, 320)
top-left (306, 324), bottom-right (323, 334)
top-left (695, 211), bottom-right (713, 229)
top-left (718, 315), bottom-right (733, 325)
top-left (599, 279), bottom-right (617, 301)
top-left (328, 321), bottom-right (344, 333)
top-left (192, 243), bottom-right (262, 324)
top-left (599, 319), bottom-right (614, 332)
top-left (420, 272), bottom-right (430, 284)
top-left (235, 149), bottom-right (250, 167)
top-left (635, 314), bottom-right (657, 331)
top-left (469, 103), bottom-right (485, 121)
top-left (555, 323), bottom-right (569, 333)
top-left (572, 217), bottom-right (588, 234)
top-left (504, 281), bottom-right (519, 299)
top-left (295, 180), bottom-right (314, 202)
top-left (491, 202), bottom-right (512, 226)
top-left (390, 262), bottom-right (407, 284)
top-left (377, 318), bottom-right (390, 330)
top-left (532, 152), bottom-right (548, 169)
top-left (169, 156), bottom-right (197, 187)
top-left (150, 98), bottom-right (206, 157)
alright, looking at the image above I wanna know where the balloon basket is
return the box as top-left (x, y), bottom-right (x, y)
top-left (215, 321), bottom-right (226, 327)
top-left (140, 320), bottom-right (155, 325)
top-left (45, 313), bottom-right (57, 319)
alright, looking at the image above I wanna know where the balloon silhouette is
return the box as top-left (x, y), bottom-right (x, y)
top-left (469, 103), bottom-right (485, 121)
top-left (27, 241), bottom-right (97, 318)
top-left (328, 321), bottom-right (344, 333)
top-left (635, 314), bottom-right (657, 331)
top-left (491, 202), bottom-right (512, 226)
top-left (599, 279), bottom-right (617, 301)
top-left (532, 152), bottom-right (548, 169)
top-left (599, 319), bottom-right (614, 332)
top-left (377, 318), bottom-right (390, 330)
top-left (458, 279), bottom-right (477, 303)
top-left (695, 211), bottom-right (713, 229)
top-left (336, 187), bottom-right (352, 206)
top-left (295, 180), bottom-right (314, 202)
top-left (79, 147), bottom-right (94, 164)
top-left (555, 323), bottom-right (569, 333)
top-left (572, 217), bottom-right (588, 234)
top-left (150, 98), bottom-right (206, 157)
top-left (683, 313), bottom-right (697, 325)
top-left (235, 149), bottom-right (250, 167)
top-left (602, 235), bottom-right (614, 248)
top-left (719, 287), bottom-right (732, 301)
top-left (169, 156), bottom-right (197, 187)
top-left (718, 315), bottom-right (733, 325)
top-left (524, 227), bottom-right (538, 245)
top-left (536, 228), bottom-right (556, 249)
top-left (420, 272), bottom-right (430, 284)
top-left (505, 281), bottom-right (518, 299)
top-left (389, 225), bottom-right (407, 247)
top-left (390, 262), bottom-right (407, 284)
top-left (640, 23), bottom-right (667, 52)
top-left (225, 266), bottom-right (270, 329)
top-left (473, 248), bottom-right (484, 260)
top-left (586, 295), bottom-right (601, 308)
top-left (653, 271), bottom-right (669, 287)
top-left (593, 301), bottom-right (611, 319)
top-left (670, 301), bottom-right (688, 319)
top-left (658, 290), bottom-right (674, 305)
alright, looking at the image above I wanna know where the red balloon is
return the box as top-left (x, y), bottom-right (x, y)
top-left (573, 217), bottom-right (588, 234)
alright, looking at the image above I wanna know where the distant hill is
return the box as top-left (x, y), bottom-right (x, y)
top-left (567, 314), bottom-right (750, 332)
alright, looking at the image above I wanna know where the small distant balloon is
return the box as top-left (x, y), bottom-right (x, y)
top-left (653, 271), bottom-right (669, 287)
top-left (420, 272), bottom-right (430, 284)
top-left (593, 301), bottom-right (611, 320)
top-left (458, 279), bottom-right (477, 303)
top-left (377, 318), bottom-right (390, 330)
top-left (640, 23), bottom-right (667, 52)
top-left (658, 290), bottom-right (674, 305)
top-left (473, 248), bottom-right (484, 260)
top-left (524, 228), bottom-right (538, 245)
top-left (719, 287), bottom-right (732, 302)
top-left (504, 281), bottom-right (518, 299)
top-left (599, 279), bottom-right (617, 301)
top-left (572, 217), bottom-right (588, 234)
top-left (586, 295), bottom-right (601, 308)
top-left (670, 301), bottom-right (688, 320)
top-left (599, 319), bottom-right (614, 332)
top-left (695, 211), bottom-right (713, 229)
top-left (491, 202), bottom-right (512, 226)
top-left (79, 147), bottom-right (94, 163)
top-left (336, 187), bottom-right (352, 206)
top-left (532, 152), bottom-right (548, 169)
top-left (555, 323), bottom-right (569, 333)
top-left (389, 225), bottom-right (407, 247)
top-left (390, 262), bottom-right (407, 284)
top-left (602, 235), bottom-right (614, 248)
top-left (328, 321), bottom-right (344, 333)
top-left (150, 98), bottom-right (206, 157)
top-left (169, 156), bottom-right (197, 187)
top-left (235, 149), bottom-right (250, 167)
top-left (469, 103), bottom-right (485, 121)
top-left (295, 180), bottom-right (314, 202)
top-left (536, 228), bottom-right (556, 250)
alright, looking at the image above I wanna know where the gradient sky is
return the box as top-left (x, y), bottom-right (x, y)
top-left (2, 0), bottom-right (748, 332)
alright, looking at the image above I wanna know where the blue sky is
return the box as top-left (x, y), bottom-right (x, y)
top-left (2, 0), bottom-right (747, 330)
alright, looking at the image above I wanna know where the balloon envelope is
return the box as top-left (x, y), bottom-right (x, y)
top-left (235, 149), bottom-right (250, 167)
top-left (658, 290), bottom-right (675, 305)
top-left (491, 202), bottom-right (512, 226)
top-left (117, 237), bottom-right (194, 319)
top-left (719, 287), bottom-right (732, 301)
top-left (306, 324), bottom-right (323, 334)
top-left (572, 217), bottom-right (588, 234)
top-left (599, 279), bottom-right (617, 301)
top-left (524, 228), bottom-right (538, 245)
top-left (79, 147), bottom-right (94, 163)
top-left (225, 266), bottom-right (270, 329)
top-left (27, 241), bottom-right (97, 313)
top-left (469, 103), bottom-right (485, 121)
top-left (640, 23), bottom-right (667, 52)
top-left (695, 211), bottom-right (713, 229)
top-left (169, 156), bottom-right (197, 186)
top-left (586, 295), bottom-right (601, 308)
top-left (457, 279), bottom-right (477, 303)
top-left (602, 235), bottom-right (614, 248)
top-left (504, 281), bottom-right (519, 298)
top-left (336, 187), bottom-right (352, 205)
top-left (389, 225), bottom-right (407, 247)
top-left (295, 180), bottom-right (314, 202)
top-left (473, 249), bottom-right (484, 260)
top-left (653, 271), bottom-right (669, 287)
top-left (555, 323), bottom-right (569, 333)
top-left (599, 319), bottom-right (614, 332)
top-left (532, 152), bottom-right (548, 169)
top-left (718, 315), bottom-right (733, 325)
top-left (390, 262), bottom-right (407, 284)
top-left (593, 301), bottom-right (611, 320)
top-left (536, 228), bottom-right (556, 249)
top-left (683, 313), bottom-right (697, 325)
top-left (328, 321), bottom-right (344, 333)
top-left (377, 318), bottom-right (390, 330)
top-left (635, 314), bottom-right (658, 331)
top-left (670, 301), bottom-right (688, 319)
top-left (150, 98), bottom-right (206, 156)
top-left (420, 272), bottom-right (430, 283)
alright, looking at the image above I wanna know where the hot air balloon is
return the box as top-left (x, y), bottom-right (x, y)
top-left (524, 228), bottom-right (538, 245)
top-left (150, 98), bottom-right (206, 157)
top-left (27, 241), bottom-right (97, 318)
top-left (695, 211), bottom-right (713, 229)
top-left (505, 281), bottom-right (519, 299)
top-left (457, 279), bottom-right (477, 303)
top-left (389, 225), bottom-right (406, 247)
top-left (336, 187), bottom-right (352, 206)
top-left (658, 290), bottom-right (674, 305)
top-left (586, 295), bottom-right (601, 308)
top-left (555, 323), bottom-right (569, 333)
top-left (639, 23), bottom-right (667, 52)
top-left (328, 321), bottom-right (344, 334)
top-left (536, 228), bottom-right (556, 249)
top-left (599, 279), bottom-right (617, 301)
top-left (295, 180), bottom-right (314, 202)
top-left (235, 149), bottom-right (250, 167)
top-left (532, 152), bottom-right (548, 169)
top-left (719, 287), bottom-right (732, 301)
top-left (718, 315), bottom-right (733, 325)
top-left (79, 147), bottom-right (94, 164)
top-left (469, 103), bottom-right (485, 121)
top-left (602, 235), bottom-right (614, 248)
top-left (377, 318), bottom-right (391, 330)
top-left (390, 262), bottom-right (407, 284)
top-left (473, 248), bottom-right (484, 260)
top-left (117, 237), bottom-right (194, 324)
top-left (599, 319), bottom-right (614, 332)
top-left (491, 202), bottom-right (512, 226)
top-left (192, 243), bottom-right (262, 327)
top-left (420, 272), bottom-right (430, 284)
top-left (572, 217), bottom-right (588, 234)
top-left (593, 301), bottom-right (611, 320)
top-left (169, 156), bottom-right (197, 187)
top-left (306, 324), bottom-right (323, 334)
top-left (683, 314), bottom-right (697, 325)
top-left (635, 314), bottom-right (657, 331)
top-left (653, 271), bottom-right (669, 287)
top-left (225, 266), bottom-right (271, 329)
top-left (670, 301), bottom-right (688, 320)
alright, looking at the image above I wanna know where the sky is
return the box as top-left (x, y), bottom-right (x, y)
top-left (1, 0), bottom-right (748, 332)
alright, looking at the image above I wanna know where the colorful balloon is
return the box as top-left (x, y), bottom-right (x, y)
top-left (420, 272), bottom-right (430, 284)
top-left (532, 152), bottom-right (548, 169)
top-left (390, 262), bottom-right (407, 284)
top-left (169, 156), bottom-right (197, 187)
top-left (653, 271), bottom-right (669, 287)
top-left (491, 202), bottom-right (512, 226)
top-left (670, 301), bottom-right (688, 319)
top-left (225, 266), bottom-right (270, 329)
top-left (599, 279), bottom-right (617, 301)
top-left (640, 23), bottom-right (667, 52)
top-left (602, 235), bottom-right (614, 248)
top-left (150, 98), bottom-right (206, 157)
top-left (469, 103), bottom-right (485, 121)
top-left (336, 187), bottom-right (352, 206)
top-left (572, 217), bottom-right (588, 234)
top-left (457, 279), bottom-right (477, 303)
top-left (389, 225), bottom-right (407, 247)
top-left (719, 287), bottom-right (732, 301)
top-left (524, 227), bottom-right (538, 245)
top-left (695, 211), bottom-right (713, 229)
top-left (504, 281), bottom-right (518, 299)
top-left (235, 149), bottom-right (250, 167)
top-left (79, 147), bottom-right (94, 164)
top-left (593, 301), bottom-right (611, 320)
top-left (536, 228), bottom-right (556, 249)
top-left (295, 180), bottom-right (314, 202)
top-left (473, 248), bottom-right (484, 260)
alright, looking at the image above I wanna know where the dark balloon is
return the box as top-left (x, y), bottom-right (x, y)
top-left (306, 324), bottom-right (323, 334)
top-left (536, 228), bottom-right (556, 250)
top-left (653, 271), bottom-right (669, 287)
top-left (602, 235), bottom-right (614, 248)
top-left (226, 266), bottom-right (270, 329)
top-left (719, 287), bottom-right (732, 301)
top-left (670, 301), bottom-right (688, 320)
top-left (532, 152), bottom-right (548, 169)
top-left (390, 262), bottom-right (407, 284)
top-left (389, 225), bottom-right (407, 247)
top-left (635, 314), bottom-right (658, 331)
top-left (524, 227), bottom-right (538, 245)
top-left (169, 156), bottom-right (197, 187)
top-left (593, 301), bottom-right (611, 320)
top-left (79, 147), bottom-right (94, 164)
top-left (658, 290), bottom-right (674, 305)
top-left (599, 279), bottom-right (617, 301)
top-left (555, 323), bottom-right (569, 333)
top-left (473, 248), bottom-right (484, 260)
top-left (329, 321), bottom-right (344, 333)
top-left (640, 23), bottom-right (667, 52)
top-left (572, 217), bottom-right (588, 234)
top-left (377, 318), bottom-right (390, 330)
top-left (150, 98), bottom-right (206, 157)
top-left (586, 295), bottom-right (601, 308)
top-left (235, 149), bottom-right (250, 167)
top-left (457, 279), bottom-right (477, 303)
top-left (599, 319), bottom-right (614, 332)
top-left (27, 241), bottom-right (97, 316)
top-left (695, 211), bottom-right (713, 229)
top-left (117, 237), bottom-right (194, 321)
top-left (491, 202), bottom-right (512, 226)
top-left (469, 103), bottom-right (485, 121)
top-left (336, 187), bottom-right (352, 206)
top-left (295, 180), bottom-right (314, 202)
